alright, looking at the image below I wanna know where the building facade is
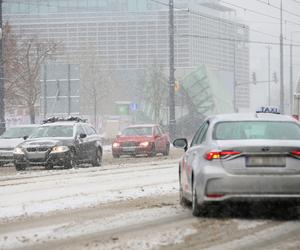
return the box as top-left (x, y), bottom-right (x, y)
top-left (4, 0), bottom-right (249, 118)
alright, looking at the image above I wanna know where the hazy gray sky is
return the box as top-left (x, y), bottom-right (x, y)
top-left (221, 0), bottom-right (300, 112)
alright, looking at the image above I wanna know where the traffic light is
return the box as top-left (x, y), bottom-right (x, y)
top-left (252, 72), bottom-right (257, 85)
top-left (174, 80), bottom-right (180, 92)
top-left (273, 72), bottom-right (278, 84)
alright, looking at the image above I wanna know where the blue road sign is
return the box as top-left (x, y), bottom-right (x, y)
top-left (130, 103), bottom-right (138, 112)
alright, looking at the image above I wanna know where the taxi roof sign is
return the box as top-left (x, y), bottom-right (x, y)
top-left (256, 106), bottom-right (280, 114)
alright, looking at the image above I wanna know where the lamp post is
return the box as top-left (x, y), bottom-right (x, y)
top-left (266, 46), bottom-right (272, 106)
top-left (0, 0), bottom-right (4, 135)
top-left (168, 0), bottom-right (176, 139)
top-left (294, 92), bottom-right (300, 119)
top-left (279, 0), bottom-right (284, 114)
top-left (290, 31), bottom-right (300, 115)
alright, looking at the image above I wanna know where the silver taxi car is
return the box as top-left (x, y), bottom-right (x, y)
top-left (174, 112), bottom-right (300, 216)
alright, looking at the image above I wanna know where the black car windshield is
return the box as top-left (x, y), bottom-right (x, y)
top-left (214, 121), bottom-right (300, 140)
top-left (0, 127), bottom-right (37, 139)
top-left (30, 125), bottom-right (73, 138)
top-left (122, 127), bottom-right (153, 136)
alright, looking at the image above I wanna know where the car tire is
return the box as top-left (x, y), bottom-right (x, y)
top-left (92, 147), bottom-right (102, 167)
top-left (179, 177), bottom-right (191, 207)
top-left (15, 164), bottom-right (26, 171)
top-left (192, 180), bottom-right (202, 217)
top-left (148, 145), bottom-right (156, 157)
top-left (113, 153), bottom-right (120, 158)
top-left (65, 150), bottom-right (76, 169)
top-left (45, 164), bottom-right (54, 170)
top-left (163, 143), bottom-right (170, 156)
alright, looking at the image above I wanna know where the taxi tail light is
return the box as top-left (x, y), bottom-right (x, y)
top-left (205, 151), bottom-right (241, 161)
top-left (290, 151), bottom-right (300, 156)
top-left (206, 193), bottom-right (224, 199)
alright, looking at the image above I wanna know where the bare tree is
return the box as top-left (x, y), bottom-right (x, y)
top-left (4, 27), bottom-right (57, 123)
top-left (142, 63), bottom-right (168, 123)
top-left (80, 51), bottom-right (115, 128)
top-left (3, 22), bottom-right (19, 107)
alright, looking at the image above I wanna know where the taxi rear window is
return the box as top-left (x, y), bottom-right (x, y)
top-left (214, 121), bottom-right (300, 140)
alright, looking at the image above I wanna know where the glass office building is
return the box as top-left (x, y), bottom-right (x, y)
top-left (4, 0), bottom-right (249, 112)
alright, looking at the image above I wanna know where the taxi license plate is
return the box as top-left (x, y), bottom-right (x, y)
top-left (246, 156), bottom-right (286, 167)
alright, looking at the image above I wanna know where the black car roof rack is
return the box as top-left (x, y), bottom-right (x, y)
top-left (43, 116), bottom-right (87, 124)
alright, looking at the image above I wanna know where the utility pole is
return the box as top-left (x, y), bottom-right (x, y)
top-left (290, 31), bottom-right (300, 115)
top-left (43, 64), bottom-right (47, 119)
top-left (233, 40), bottom-right (237, 112)
top-left (266, 46), bottom-right (272, 106)
top-left (0, 0), bottom-right (5, 135)
top-left (67, 64), bottom-right (71, 116)
top-left (290, 42), bottom-right (293, 114)
top-left (168, 0), bottom-right (176, 139)
top-left (279, 0), bottom-right (284, 113)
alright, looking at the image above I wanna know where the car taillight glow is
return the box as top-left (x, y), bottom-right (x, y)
top-left (290, 151), bottom-right (300, 156)
top-left (206, 193), bottom-right (224, 198)
top-left (205, 151), bottom-right (241, 161)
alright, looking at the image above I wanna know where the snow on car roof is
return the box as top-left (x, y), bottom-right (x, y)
top-left (127, 124), bottom-right (158, 128)
top-left (8, 124), bottom-right (40, 128)
top-left (209, 113), bottom-right (297, 123)
top-left (40, 121), bottom-right (77, 126)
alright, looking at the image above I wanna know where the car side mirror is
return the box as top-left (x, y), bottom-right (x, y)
top-left (173, 138), bottom-right (188, 151)
top-left (23, 135), bottom-right (29, 140)
top-left (79, 133), bottom-right (87, 139)
top-left (154, 134), bottom-right (160, 139)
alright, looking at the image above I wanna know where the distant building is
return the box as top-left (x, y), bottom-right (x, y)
top-left (4, 0), bottom-right (249, 118)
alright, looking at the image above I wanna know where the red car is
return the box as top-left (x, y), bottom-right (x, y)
top-left (112, 124), bottom-right (170, 158)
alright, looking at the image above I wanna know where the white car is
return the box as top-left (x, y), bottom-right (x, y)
top-left (0, 125), bottom-right (38, 166)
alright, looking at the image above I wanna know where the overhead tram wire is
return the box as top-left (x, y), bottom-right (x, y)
top-left (220, 0), bottom-right (300, 27)
top-left (255, 0), bottom-right (300, 19)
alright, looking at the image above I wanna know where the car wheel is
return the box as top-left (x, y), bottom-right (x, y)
top-left (179, 174), bottom-right (191, 207)
top-left (113, 153), bottom-right (120, 158)
top-left (15, 164), bottom-right (26, 171)
top-left (65, 150), bottom-right (76, 169)
top-left (192, 180), bottom-right (202, 217)
top-left (45, 164), bottom-right (54, 170)
top-left (92, 147), bottom-right (102, 167)
top-left (148, 145), bottom-right (156, 157)
top-left (163, 143), bottom-right (170, 156)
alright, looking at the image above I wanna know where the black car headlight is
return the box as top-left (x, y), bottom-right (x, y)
top-left (50, 146), bottom-right (69, 153)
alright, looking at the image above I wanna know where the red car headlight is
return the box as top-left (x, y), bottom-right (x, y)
top-left (112, 142), bottom-right (120, 148)
top-left (140, 141), bottom-right (150, 147)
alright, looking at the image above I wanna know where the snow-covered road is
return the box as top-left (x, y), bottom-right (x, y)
top-left (0, 159), bottom-right (179, 220)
